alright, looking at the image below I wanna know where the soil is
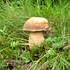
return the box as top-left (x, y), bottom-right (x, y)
top-left (22, 64), bottom-right (30, 70)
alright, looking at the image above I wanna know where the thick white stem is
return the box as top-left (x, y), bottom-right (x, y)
top-left (29, 32), bottom-right (44, 49)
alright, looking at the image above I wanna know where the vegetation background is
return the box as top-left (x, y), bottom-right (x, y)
top-left (0, 0), bottom-right (70, 70)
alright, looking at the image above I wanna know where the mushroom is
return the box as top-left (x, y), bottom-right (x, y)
top-left (23, 17), bottom-right (49, 49)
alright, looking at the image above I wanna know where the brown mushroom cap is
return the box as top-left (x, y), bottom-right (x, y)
top-left (23, 17), bottom-right (49, 31)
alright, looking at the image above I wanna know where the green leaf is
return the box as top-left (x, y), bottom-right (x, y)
top-left (21, 51), bottom-right (31, 63)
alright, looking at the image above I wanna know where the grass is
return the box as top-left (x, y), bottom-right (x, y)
top-left (0, 0), bottom-right (70, 70)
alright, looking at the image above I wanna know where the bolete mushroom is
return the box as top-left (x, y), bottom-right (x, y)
top-left (23, 17), bottom-right (49, 49)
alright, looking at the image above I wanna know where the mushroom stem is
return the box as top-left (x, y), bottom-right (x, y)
top-left (29, 32), bottom-right (44, 48)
